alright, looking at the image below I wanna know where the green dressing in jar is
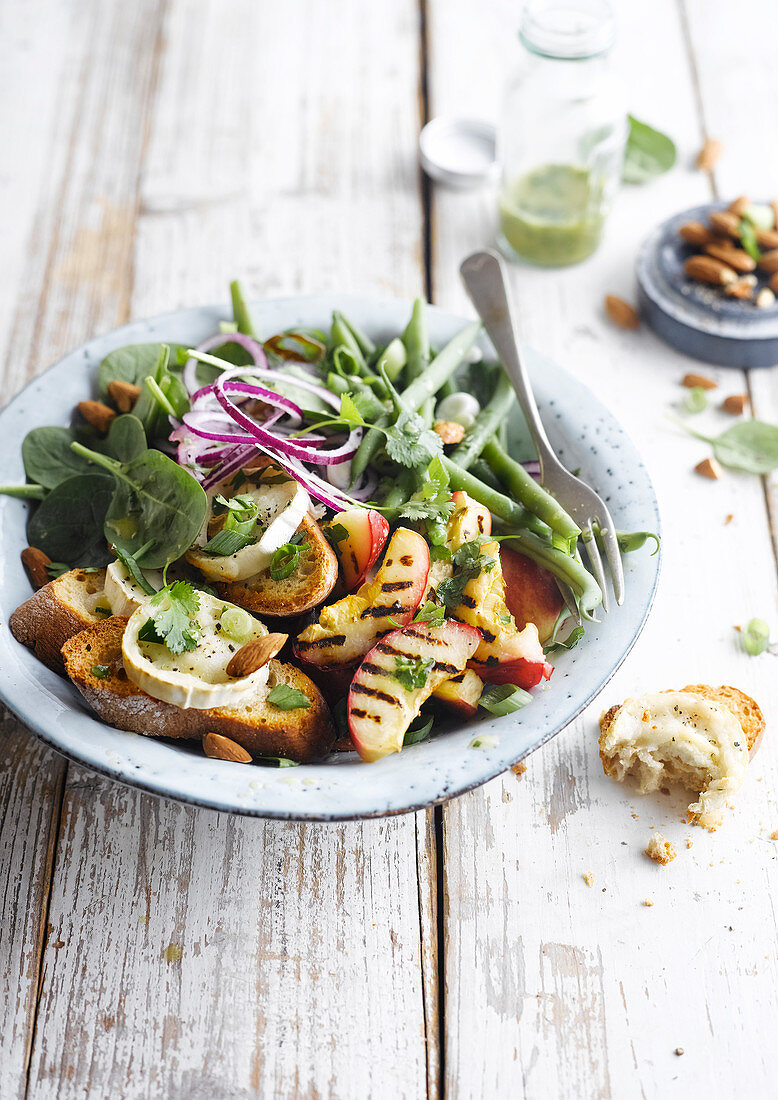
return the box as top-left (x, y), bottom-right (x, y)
top-left (499, 163), bottom-right (605, 266)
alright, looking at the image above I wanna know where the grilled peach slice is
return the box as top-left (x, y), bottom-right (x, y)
top-left (348, 620), bottom-right (481, 762)
top-left (326, 508), bottom-right (390, 592)
top-left (425, 490), bottom-right (491, 602)
top-left (452, 538), bottom-right (553, 689)
top-left (434, 668), bottom-right (484, 717)
top-left (500, 545), bottom-right (564, 644)
top-left (294, 527), bottom-right (430, 668)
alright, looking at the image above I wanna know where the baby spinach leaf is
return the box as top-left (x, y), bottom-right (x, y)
top-left (97, 342), bottom-right (186, 396)
top-left (740, 617), bottom-right (770, 656)
top-left (70, 442), bottom-right (208, 569)
top-left (27, 474), bottom-right (114, 567)
top-left (622, 116), bottom-right (677, 184)
top-left (687, 420), bottom-right (778, 474)
top-left (102, 415), bottom-right (147, 463)
top-left (22, 426), bottom-right (97, 489)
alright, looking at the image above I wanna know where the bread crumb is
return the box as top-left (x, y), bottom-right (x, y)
top-left (645, 833), bottom-right (676, 865)
top-left (643, 899), bottom-right (654, 907)
top-left (511, 762), bottom-right (527, 780)
top-left (675, 1047), bottom-right (685, 1056)
top-left (583, 872), bottom-right (594, 887)
top-left (724, 514), bottom-right (734, 525)
top-left (771, 830), bottom-right (778, 841)
top-left (686, 838), bottom-right (694, 849)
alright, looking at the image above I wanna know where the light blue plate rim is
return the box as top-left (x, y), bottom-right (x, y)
top-left (0, 295), bottom-right (660, 820)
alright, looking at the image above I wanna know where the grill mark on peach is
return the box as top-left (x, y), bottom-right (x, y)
top-left (432, 661), bottom-right (459, 674)
top-left (375, 642), bottom-right (406, 657)
top-left (459, 594), bottom-right (477, 609)
top-left (351, 684), bottom-right (401, 705)
top-left (403, 628), bottom-right (444, 644)
top-left (297, 635), bottom-right (346, 650)
top-left (448, 672), bottom-right (465, 683)
top-left (381, 580), bottom-right (413, 592)
top-left (359, 603), bottom-right (410, 619)
top-left (399, 554), bottom-right (413, 566)
top-left (480, 629), bottom-right (496, 644)
top-left (350, 707), bottom-right (381, 722)
top-left (360, 661), bottom-right (383, 676)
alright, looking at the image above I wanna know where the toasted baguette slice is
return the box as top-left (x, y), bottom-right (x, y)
top-left (10, 568), bottom-right (109, 673)
top-left (62, 617), bottom-right (334, 762)
top-left (214, 513), bottom-right (338, 617)
top-left (599, 684), bottom-right (764, 830)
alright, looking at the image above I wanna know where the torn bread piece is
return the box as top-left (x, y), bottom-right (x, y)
top-left (10, 568), bottom-right (109, 673)
top-left (62, 617), bottom-right (335, 763)
top-left (599, 686), bottom-right (764, 831)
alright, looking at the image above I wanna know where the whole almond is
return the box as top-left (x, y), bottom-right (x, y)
top-left (769, 272), bottom-right (778, 294)
top-left (433, 420), bottom-right (466, 445)
top-left (678, 221), bottom-right (714, 247)
top-left (708, 210), bottom-right (740, 239)
top-left (684, 255), bottom-right (737, 286)
top-left (722, 394), bottom-right (748, 415)
top-left (727, 195), bottom-right (751, 217)
top-left (21, 546), bottom-right (52, 590)
top-left (604, 295), bottom-right (640, 330)
top-left (756, 228), bottom-right (778, 250)
top-left (757, 249), bottom-right (778, 274)
top-left (78, 399), bottom-right (116, 434)
top-left (107, 379), bottom-right (141, 412)
top-left (704, 242), bottom-right (756, 273)
top-left (203, 732), bottom-right (252, 763)
top-left (226, 632), bottom-right (288, 678)
top-left (682, 372), bottom-right (717, 390)
top-left (695, 457), bottom-right (721, 480)
top-left (696, 138), bottom-right (722, 173)
top-left (725, 276), bottom-right (756, 300)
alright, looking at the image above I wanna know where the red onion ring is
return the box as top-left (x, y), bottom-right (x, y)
top-left (183, 332), bottom-right (267, 395)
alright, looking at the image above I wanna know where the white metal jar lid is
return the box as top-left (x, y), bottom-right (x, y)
top-left (419, 117), bottom-right (497, 189)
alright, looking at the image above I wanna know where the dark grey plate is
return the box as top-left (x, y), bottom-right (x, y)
top-left (637, 201), bottom-right (778, 367)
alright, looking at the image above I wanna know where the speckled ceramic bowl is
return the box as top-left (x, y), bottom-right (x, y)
top-left (0, 296), bottom-right (660, 819)
top-left (637, 201), bottom-right (778, 367)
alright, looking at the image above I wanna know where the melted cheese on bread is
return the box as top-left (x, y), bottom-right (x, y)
top-left (599, 691), bottom-right (749, 830)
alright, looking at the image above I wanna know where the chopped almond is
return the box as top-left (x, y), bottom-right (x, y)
top-left (107, 379), bottom-right (141, 412)
top-left (727, 195), bottom-right (750, 217)
top-left (643, 898), bottom-right (654, 907)
top-left (722, 394), bottom-right (748, 415)
top-left (695, 457), bottom-right (721, 480)
top-left (696, 138), bottom-right (723, 172)
top-left (724, 514), bottom-right (734, 526)
top-left (21, 547), bottom-right (52, 590)
top-left (433, 420), bottom-right (466, 445)
top-left (78, 400), bottom-right (116, 434)
top-left (682, 372), bottom-right (717, 390)
top-left (511, 762), bottom-right (527, 779)
top-left (604, 295), bottom-right (640, 330)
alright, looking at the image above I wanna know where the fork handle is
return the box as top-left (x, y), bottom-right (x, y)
top-left (460, 250), bottom-right (558, 476)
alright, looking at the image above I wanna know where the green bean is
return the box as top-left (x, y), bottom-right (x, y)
top-left (229, 280), bottom-right (258, 338)
top-left (481, 439), bottom-right (581, 547)
top-left (375, 337), bottom-right (407, 383)
top-left (333, 311), bottom-right (375, 359)
top-left (402, 298), bottom-right (430, 386)
top-left (402, 321), bottom-right (481, 411)
top-left (594, 526), bottom-right (660, 555)
top-left (350, 320), bottom-right (481, 486)
top-left (381, 470), bottom-right (415, 509)
top-left (436, 378), bottom-right (456, 403)
top-left (441, 458), bottom-right (549, 539)
top-left (497, 529), bottom-right (602, 619)
top-left (450, 372), bottom-right (515, 470)
top-left (470, 459), bottom-right (506, 494)
top-left (330, 313), bottom-right (368, 374)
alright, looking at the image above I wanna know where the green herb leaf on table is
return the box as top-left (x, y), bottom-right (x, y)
top-left (740, 618), bottom-right (771, 656)
top-left (622, 115), bottom-right (677, 184)
top-left (267, 684), bottom-right (311, 710)
top-left (478, 683), bottom-right (533, 716)
top-left (139, 581), bottom-right (202, 655)
top-left (683, 386), bottom-right (708, 415)
top-left (391, 654), bottom-right (434, 691)
top-left (682, 420), bottom-right (778, 474)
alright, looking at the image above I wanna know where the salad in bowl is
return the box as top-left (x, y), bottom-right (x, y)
top-left (1, 282), bottom-right (656, 767)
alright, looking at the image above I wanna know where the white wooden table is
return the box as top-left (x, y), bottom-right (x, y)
top-left (1, 1), bottom-right (777, 1096)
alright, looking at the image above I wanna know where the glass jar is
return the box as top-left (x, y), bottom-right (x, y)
top-left (498, 0), bottom-right (627, 267)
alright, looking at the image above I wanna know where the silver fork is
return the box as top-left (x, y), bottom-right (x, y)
top-left (459, 248), bottom-right (624, 614)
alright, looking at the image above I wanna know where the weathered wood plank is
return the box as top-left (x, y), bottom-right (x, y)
top-left (0, 716), bottom-right (64, 1100)
top-left (15, 1), bottom-right (438, 1097)
top-left (427, 0), bottom-right (778, 1095)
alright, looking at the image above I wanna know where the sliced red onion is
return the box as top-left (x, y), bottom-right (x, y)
top-left (183, 332), bottom-right (267, 395)
top-left (522, 460), bottom-right (541, 480)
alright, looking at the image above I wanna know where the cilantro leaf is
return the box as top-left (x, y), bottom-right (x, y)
top-left (384, 410), bottom-right (443, 470)
top-left (323, 521), bottom-right (350, 548)
top-left (139, 581), bottom-right (201, 655)
top-left (413, 601), bottom-right (446, 628)
top-left (436, 538), bottom-right (496, 612)
top-left (392, 654), bottom-right (435, 691)
top-left (268, 684), bottom-right (311, 710)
